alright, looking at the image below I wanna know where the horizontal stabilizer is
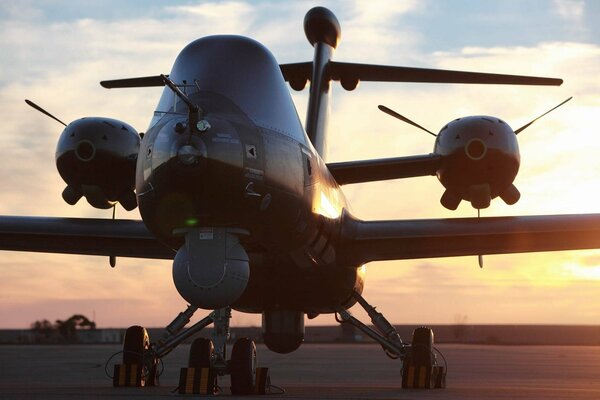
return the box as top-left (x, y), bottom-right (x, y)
top-left (327, 154), bottom-right (441, 185)
top-left (100, 75), bottom-right (166, 89)
top-left (280, 61), bottom-right (562, 86)
top-left (280, 62), bottom-right (312, 82)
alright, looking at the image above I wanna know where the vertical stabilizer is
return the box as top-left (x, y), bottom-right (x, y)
top-left (303, 7), bottom-right (341, 160)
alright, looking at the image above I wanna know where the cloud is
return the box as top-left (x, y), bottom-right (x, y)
top-left (338, 40), bottom-right (600, 220)
top-left (552, 0), bottom-right (585, 22)
top-left (333, 0), bottom-right (423, 63)
top-left (164, 1), bottom-right (256, 33)
top-left (2, 1), bottom-right (600, 327)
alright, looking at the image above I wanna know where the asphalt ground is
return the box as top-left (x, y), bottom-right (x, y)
top-left (2, 343), bottom-right (600, 399)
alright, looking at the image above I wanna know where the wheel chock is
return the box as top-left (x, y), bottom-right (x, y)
top-left (178, 367), bottom-right (217, 395)
top-left (401, 365), bottom-right (446, 389)
top-left (254, 367), bottom-right (271, 394)
top-left (113, 363), bottom-right (143, 387)
top-left (434, 366), bottom-right (446, 388)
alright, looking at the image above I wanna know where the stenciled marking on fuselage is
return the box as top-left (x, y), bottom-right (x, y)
top-left (212, 137), bottom-right (241, 144)
top-left (244, 168), bottom-right (264, 181)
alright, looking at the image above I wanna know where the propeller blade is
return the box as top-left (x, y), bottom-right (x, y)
top-left (378, 105), bottom-right (437, 137)
top-left (25, 99), bottom-right (67, 127)
top-left (514, 96), bottom-right (573, 134)
top-left (100, 75), bottom-right (166, 89)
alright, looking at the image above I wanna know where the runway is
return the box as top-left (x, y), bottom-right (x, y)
top-left (2, 343), bottom-right (600, 399)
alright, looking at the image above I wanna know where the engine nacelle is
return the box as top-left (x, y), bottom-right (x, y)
top-left (55, 117), bottom-right (140, 210)
top-left (172, 228), bottom-right (249, 310)
top-left (434, 116), bottom-right (521, 210)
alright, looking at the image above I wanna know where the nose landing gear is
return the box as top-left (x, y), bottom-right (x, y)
top-left (113, 306), bottom-right (273, 395)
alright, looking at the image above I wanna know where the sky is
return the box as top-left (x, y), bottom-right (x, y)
top-left (1, 0), bottom-right (600, 329)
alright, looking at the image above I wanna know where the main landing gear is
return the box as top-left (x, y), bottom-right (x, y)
top-left (112, 306), bottom-right (272, 395)
top-left (335, 291), bottom-right (447, 389)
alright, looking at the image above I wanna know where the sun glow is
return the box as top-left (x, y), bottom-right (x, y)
top-left (563, 262), bottom-right (600, 280)
top-left (313, 183), bottom-right (343, 219)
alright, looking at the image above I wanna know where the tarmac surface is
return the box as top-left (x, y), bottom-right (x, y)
top-left (2, 343), bottom-right (600, 399)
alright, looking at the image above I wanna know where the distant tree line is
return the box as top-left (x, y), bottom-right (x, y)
top-left (30, 314), bottom-right (96, 343)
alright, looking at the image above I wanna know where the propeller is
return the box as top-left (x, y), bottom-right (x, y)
top-left (514, 97), bottom-right (573, 134)
top-left (26, 97), bottom-right (121, 268)
top-left (25, 99), bottom-right (67, 127)
top-left (377, 105), bottom-right (437, 137)
top-left (379, 98), bottom-right (572, 268)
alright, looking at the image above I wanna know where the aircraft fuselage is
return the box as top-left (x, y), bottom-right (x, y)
top-left (135, 35), bottom-right (363, 314)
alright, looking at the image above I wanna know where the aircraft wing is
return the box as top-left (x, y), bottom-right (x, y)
top-left (4, 214), bottom-right (600, 267)
top-left (280, 61), bottom-right (562, 86)
top-left (341, 214), bottom-right (600, 265)
top-left (0, 216), bottom-right (174, 259)
top-left (327, 154), bottom-right (441, 185)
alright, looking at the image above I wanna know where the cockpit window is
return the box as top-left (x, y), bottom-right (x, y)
top-left (149, 35), bottom-right (306, 144)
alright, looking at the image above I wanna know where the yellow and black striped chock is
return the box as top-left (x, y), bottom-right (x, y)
top-left (113, 363), bottom-right (143, 387)
top-left (178, 367), bottom-right (217, 395)
top-left (401, 365), bottom-right (446, 389)
top-left (254, 367), bottom-right (271, 394)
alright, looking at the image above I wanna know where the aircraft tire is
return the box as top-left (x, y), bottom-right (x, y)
top-left (189, 337), bottom-right (214, 368)
top-left (230, 338), bottom-right (256, 395)
top-left (122, 325), bottom-right (151, 386)
top-left (410, 327), bottom-right (434, 366)
top-left (123, 325), bottom-right (149, 365)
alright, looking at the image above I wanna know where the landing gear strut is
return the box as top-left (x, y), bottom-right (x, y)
top-left (336, 291), bottom-right (446, 389)
top-left (335, 291), bottom-right (408, 359)
top-left (115, 305), bottom-right (270, 394)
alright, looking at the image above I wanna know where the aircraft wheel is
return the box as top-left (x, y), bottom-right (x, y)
top-left (189, 338), bottom-right (216, 391)
top-left (230, 338), bottom-right (256, 395)
top-left (410, 327), bottom-right (434, 366)
top-left (123, 325), bottom-right (149, 365)
top-left (122, 325), bottom-right (151, 386)
top-left (189, 337), bottom-right (214, 368)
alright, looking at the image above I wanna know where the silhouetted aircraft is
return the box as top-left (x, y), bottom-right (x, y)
top-left (1, 6), bottom-right (597, 392)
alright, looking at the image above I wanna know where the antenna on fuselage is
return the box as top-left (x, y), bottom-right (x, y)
top-left (160, 74), bottom-right (204, 133)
